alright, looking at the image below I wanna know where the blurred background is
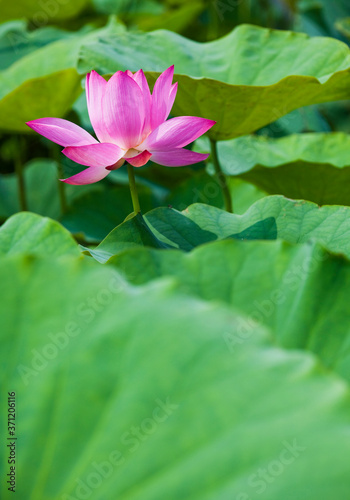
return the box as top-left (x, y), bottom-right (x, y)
top-left (1, 0), bottom-right (350, 243)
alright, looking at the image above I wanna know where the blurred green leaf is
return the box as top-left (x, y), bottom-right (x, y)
top-left (298, 0), bottom-right (350, 38)
top-left (109, 237), bottom-right (350, 382)
top-left (78, 24), bottom-right (350, 140)
top-left (0, 0), bottom-right (89, 23)
top-left (197, 133), bottom-right (350, 205)
top-left (0, 212), bottom-right (80, 257)
top-left (0, 68), bottom-right (82, 132)
top-left (2, 255), bottom-right (350, 499)
top-left (336, 17), bottom-right (350, 39)
top-left (0, 18), bottom-right (125, 132)
top-left (0, 20), bottom-right (73, 70)
top-left (92, 0), bottom-right (163, 16)
top-left (0, 159), bottom-right (91, 220)
top-left (259, 105), bottom-right (331, 136)
top-left (134, 1), bottom-right (205, 33)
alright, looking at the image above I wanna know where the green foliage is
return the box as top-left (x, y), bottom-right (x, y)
top-left (0, 0), bottom-right (89, 23)
top-left (82, 212), bottom-right (168, 262)
top-left (78, 24), bottom-right (350, 139)
top-left (61, 185), bottom-right (156, 242)
top-left (0, 212), bottom-right (80, 257)
top-left (2, 254), bottom-right (350, 499)
top-left (108, 237), bottom-right (350, 381)
top-left (81, 194), bottom-right (350, 259)
top-left (0, 159), bottom-right (91, 220)
top-left (2, 4), bottom-right (350, 499)
top-left (0, 19), bottom-right (125, 131)
top-left (0, 20), bottom-right (72, 70)
top-left (197, 133), bottom-right (350, 205)
top-left (144, 196), bottom-right (350, 256)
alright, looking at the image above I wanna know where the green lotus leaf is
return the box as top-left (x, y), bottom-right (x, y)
top-left (82, 212), bottom-right (168, 262)
top-left (0, 19), bottom-right (125, 132)
top-left (78, 24), bottom-right (350, 140)
top-left (145, 196), bottom-right (350, 255)
top-left (108, 238), bottom-right (350, 384)
top-left (0, 212), bottom-right (80, 257)
top-left (1, 255), bottom-right (350, 499)
top-left (196, 133), bottom-right (350, 205)
top-left (0, 20), bottom-right (73, 70)
top-left (85, 196), bottom-right (350, 259)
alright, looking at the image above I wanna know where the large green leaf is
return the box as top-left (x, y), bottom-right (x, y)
top-left (84, 196), bottom-right (350, 258)
top-left (0, 68), bottom-right (81, 132)
top-left (0, 19), bottom-right (124, 132)
top-left (78, 24), bottom-right (350, 140)
top-left (196, 133), bottom-right (350, 205)
top-left (0, 20), bottom-right (72, 70)
top-left (2, 255), bottom-right (350, 498)
top-left (0, 212), bottom-right (80, 257)
top-left (109, 238), bottom-right (350, 383)
top-left (0, 33), bottom-right (83, 132)
top-left (141, 197), bottom-right (350, 257)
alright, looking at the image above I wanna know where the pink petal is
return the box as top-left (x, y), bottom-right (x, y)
top-left (26, 118), bottom-right (98, 147)
top-left (86, 71), bottom-right (111, 143)
top-left (166, 82), bottom-right (178, 117)
top-left (140, 116), bottom-right (216, 151)
top-left (151, 148), bottom-right (209, 167)
top-left (103, 71), bottom-right (145, 150)
top-left (61, 166), bottom-right (110, 185)
top-left (126, 150), bottom-right (152, 167)
top-left (150, 65), bottom-right (174, 130)
top-left (106, 158), bottom-right (125, 171)
top-left (133, 69), bottom-right (151, 137)
top-left (62, 143), bottom-right (124, 168)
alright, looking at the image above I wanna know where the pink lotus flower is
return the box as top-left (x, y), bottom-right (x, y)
top-left (26, 66), bottom-right (215, 185)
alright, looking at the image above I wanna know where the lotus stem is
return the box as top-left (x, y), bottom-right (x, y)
top-left (210, 138), bottom-right (233, 213)
top-left (56, 154), bottom-right (68, 214)
top-left (14, 136), bottom-right (27, 211)
top-left (127, 164), bottom-right (141, 214)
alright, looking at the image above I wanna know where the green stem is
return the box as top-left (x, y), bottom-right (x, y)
top-left (57, 162), bottom-right (68, 215)
top-left (210, 138), bottom-right (233, 213)
top-left (127, 164), bottom-right (141, 214)
top-left (14, 136), bottom-right (27, 211)
top-left (53, 145), bottom-right (68, 215)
